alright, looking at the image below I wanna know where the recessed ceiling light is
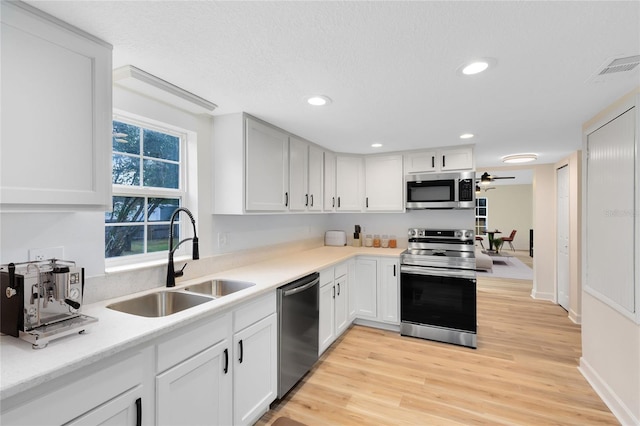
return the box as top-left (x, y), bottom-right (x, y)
top-left (457, 58), bottom-right (497, 76)
top-left (371, 143), bottom-right (383, 148)
top-left (502, 153), bottom-right (538, 164)
top-left (306, 95), bottom-right (332, 106)
top-left (460, 133), bottom-right (474, 139)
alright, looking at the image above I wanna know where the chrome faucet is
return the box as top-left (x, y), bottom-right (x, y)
top-left (166, 207), bottom-right (199, 287)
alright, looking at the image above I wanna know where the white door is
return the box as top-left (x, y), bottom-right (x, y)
top-left (318, 281), bottom-right (336, 355)
top-left (323, 151), bottom-right (337, 211)
top-left (365, 155), bottom-right (404, 212)
top-left (289, 137), bottom-right (309, 211)
top-left (245, 118), bottom-right (289, 212)
top-left (336, 156), bottom-right (364, 211)
top-left (308, 145), bottom-right (324, 211)
top-left (334, 274), bottom-right (349, 335)
top-left (379, 259), bottom-right (400, 324)
top-left (354, 258), bottom-right (377, 318)
top-left (556, 165), bottom-right (570, 311)
top-left (66, 386), bottom-right (143, 426)
top-left (233, 314), bottom-right (278, 426)
top-left (156, 341), bottom-right (232, 426)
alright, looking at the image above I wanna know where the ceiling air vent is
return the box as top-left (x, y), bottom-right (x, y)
top-left (588, 55), bottom-right (640, 83)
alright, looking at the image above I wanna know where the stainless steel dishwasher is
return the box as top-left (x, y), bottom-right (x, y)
top-left (277, 272), bottom-right (319, 398)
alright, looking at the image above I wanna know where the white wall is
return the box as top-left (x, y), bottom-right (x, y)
top-left (479, 184), bottom-right (532, 251)
top-left (531, 164), bottom-right (556, 302)
top-left (579, 88), bottom-right (640, 426)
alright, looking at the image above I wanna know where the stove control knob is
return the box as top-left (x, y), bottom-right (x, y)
top-left (455, 231), bottom-right (462, 238)
top-left (408, 229), bottom-right (416, 237)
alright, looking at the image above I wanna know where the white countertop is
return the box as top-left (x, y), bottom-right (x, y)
top-left (0, 246), bottom-right (402, 400)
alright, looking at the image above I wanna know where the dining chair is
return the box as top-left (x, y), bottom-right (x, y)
top-left (502, 229), bottom-right (517, 251)
top-left (475, 235), bottom-right (485, 249)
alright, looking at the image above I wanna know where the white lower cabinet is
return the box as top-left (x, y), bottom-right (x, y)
top-left (354, 256), bottom-right (400, 326)
top-left (156, 341), bottom-right (231, 426)
top-left (1, 347), bottom-right (153, 426)
top-left (319, 262), bottom-right (351, 355)
top-left (232, 292), bottom-right (278, 426)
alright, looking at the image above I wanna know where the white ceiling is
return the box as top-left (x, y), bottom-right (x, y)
top-left (27, 1), bottom-right (640, 167)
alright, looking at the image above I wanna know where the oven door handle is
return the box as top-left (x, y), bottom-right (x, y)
top-left (400, 265), bottom-right (475, 280)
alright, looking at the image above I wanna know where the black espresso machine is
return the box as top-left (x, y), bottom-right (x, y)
top-left (1, 259), bottom-right (97, 349)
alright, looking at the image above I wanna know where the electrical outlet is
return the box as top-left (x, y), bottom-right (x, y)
top-left (29, 246), bottom-right (64, 261)
top-left (217, 232), bottom-right (229, 248)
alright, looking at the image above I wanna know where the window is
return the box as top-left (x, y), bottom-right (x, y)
top-left (475, 197), bottom-right (488, 236)
top-left (106, 117), bottom-right (187, 263)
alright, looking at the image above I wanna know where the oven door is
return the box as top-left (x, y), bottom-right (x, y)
top-left (400, 265), bottom-right (476, 333)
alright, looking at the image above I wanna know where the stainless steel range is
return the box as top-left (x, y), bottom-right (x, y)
top-left (400, 228), bottom-right (477, 348)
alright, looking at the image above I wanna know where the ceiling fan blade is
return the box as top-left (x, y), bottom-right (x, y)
top-left (492, 176), bottom-right (515, 180)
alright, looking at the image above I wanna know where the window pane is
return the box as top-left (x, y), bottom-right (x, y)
top-left (478, 198), bottom-right (487, 207)
top-left (112, 121), bottom-right (140, 155)
top-left (148, 224), bottom-right (179, 253)
top-left (144, 129), bottom-right (179, 161)
top-left (143, 159), bottom-right (179, 189)
top-left (148, 198), bottom-right (180, 222)
top-left (112, 154), bottom-right (140, 186)
top-left (106, 196), bottom-right (145, 223)
top-left (105, 225), bottom-right (144, 257)
top-left (478, 207), bottom-right (487, 216)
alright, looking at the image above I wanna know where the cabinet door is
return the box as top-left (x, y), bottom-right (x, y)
top-left (156, 341), bottom-right (232, 426)
top-left (355, 258), bottom-right (377, 319)
top-left (365, 155), bottom-right (404, 212)
top-left (233, 313), bottom-right (277, 426)
top-left (334, 274), bottom-right (349, 335)
top-left (440, 147), bottom-right (474, 171)
top-left (336, 156), bottom-right (364, 212)
top-left (319, 281), bottom-right (336, 355)
top-left (380, 259), bottom-right (400, 324)
top-left (245, 118), bottom-right (289, 211)
top-left (1, 1), bottom-right (112, 209)
top-left (66, 386), bottom-right (143, 426)
top-left (348, 259), bottom-right (357, 321)
top-left (308, 144), bottom-right (324, 211)
top-left (404, 151), bottom-right (437, 174)
top-left (289, 137), bottom-right (309, 211)
top-left (324, 151), bottom-right (337, 211)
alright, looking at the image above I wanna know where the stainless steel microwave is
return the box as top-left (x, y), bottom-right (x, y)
top-left (405, 171), bottom-right (475, 209)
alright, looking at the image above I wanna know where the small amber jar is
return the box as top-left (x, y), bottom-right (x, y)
top-left (373, 234), bottom-right (381, 248)
top-left (389, 235), bottom-right (397, 248)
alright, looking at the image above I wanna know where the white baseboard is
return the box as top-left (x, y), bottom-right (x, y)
top-left (568, 308), bottom-right (581, 324)
top-left (353, 318), bottom-right (400, 332)
top-left (579, 357), bottom-right (639, 426)
top-left (530, 289), bottom-right (555, 301)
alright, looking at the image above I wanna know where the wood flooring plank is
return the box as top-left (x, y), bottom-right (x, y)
top-left (257, 252), bottom-right (618, 426)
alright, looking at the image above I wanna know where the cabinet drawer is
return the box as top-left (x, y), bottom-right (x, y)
top-left (320, 267), bottom-right (334, 287)
top-left (334, 262), bottom-right (348, 279)
top-left (157, 313), bottom-right (230, 373)
top-left (234, 291), bottom-right (276, 332)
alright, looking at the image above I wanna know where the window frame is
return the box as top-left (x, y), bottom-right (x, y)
top-left (106, 113), bottom-right (190, 269)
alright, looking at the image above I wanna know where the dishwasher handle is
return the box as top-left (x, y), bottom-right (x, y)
top-left (282, 277), bottom-right (319, 297)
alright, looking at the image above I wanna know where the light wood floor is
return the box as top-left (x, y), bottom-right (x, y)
top-left (257, 254), bottom-right (618, 426)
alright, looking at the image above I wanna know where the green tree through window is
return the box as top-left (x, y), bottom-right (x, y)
top-left (106, 120), bottom-right (183, 259)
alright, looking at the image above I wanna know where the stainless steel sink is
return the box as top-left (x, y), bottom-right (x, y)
top-left (183, 279), bottom-right (255, 297)
top-left (107, 291), bottom-right (213, 318)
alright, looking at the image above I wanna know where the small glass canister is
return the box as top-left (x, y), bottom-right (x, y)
top-left (364, 234), bottom-right (373, 247)
top-left (389, 235), bottom-right (397, 248)
top-left (373, 234), bottom-right (381, 248)
top-left (381, 234), bottom-right (389, 248)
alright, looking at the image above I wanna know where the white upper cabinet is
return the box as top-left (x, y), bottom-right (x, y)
top-left (245, 118), bottom-right (290, 212)
top-left (365, 155), bottom-right (404, 212)
top-left (404, 146), bottom-right (474, 174)
top-left (323, 151), bottom-right (337, 212)
top-left (336, 156), bottom-right (364, 212)
top-left (288, 137), bottom-right (308, 211)
top-left (0, 1), bottom-right (112, 210)
top-left (308, 144), bottom-right (324, 212)
top-left (289, 137), bottom-right (323, 212)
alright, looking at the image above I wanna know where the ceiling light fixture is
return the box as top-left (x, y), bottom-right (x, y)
top-left (457, 58), bottom-right (496, 76)
top-left (371, 143), bottom-right (383, 148)
top-left (306, 95), bottom-right (332, 106)
top-left (460, 133), bottom-right (474, 139)
top-left (502, 153), bottom-right (538, 164)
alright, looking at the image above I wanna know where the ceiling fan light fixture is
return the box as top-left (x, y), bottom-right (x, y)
top-left (306, 95), bottom-right (332, 106)
top-left (502, 153), bottom-right (538, 164)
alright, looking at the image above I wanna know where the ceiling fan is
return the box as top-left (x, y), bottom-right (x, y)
top-left (475, 184), bottom-right (496, 193)
top-left (477, 172), bottom-right (515, 185)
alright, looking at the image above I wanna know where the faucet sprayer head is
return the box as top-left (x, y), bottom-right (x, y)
top-left (192, 236), bottom-right (199, 260)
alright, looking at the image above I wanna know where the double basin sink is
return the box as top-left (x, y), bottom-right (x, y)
top-left (107, 280), bottom-right (255, 318)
